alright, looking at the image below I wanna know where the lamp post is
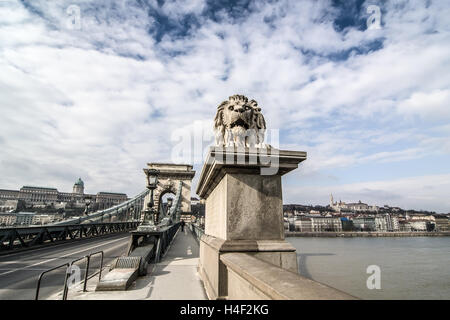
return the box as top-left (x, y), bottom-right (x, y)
top-left (166, 197), bottom-right (173, 217)
top-left (130, 205), bottom-right (134, 222)
top-left (84, 196), bottom-right (92, 216)
top-left (143, 168), bottom-right (160, 225)
top-left (153, 207), bottom-right (159, 225)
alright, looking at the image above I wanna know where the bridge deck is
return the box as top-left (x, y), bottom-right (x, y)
top-left (58, 227), bottom-right (207, 300)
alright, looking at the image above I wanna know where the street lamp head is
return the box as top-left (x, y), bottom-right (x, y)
top-left (144, 168), bottom-right (160, 190)
top-left (167, 197), bottom-right (173, 208)
top-left (84, 196), bottom-right (92, 216)
top-left (84, 196), bottom-right (92, 206)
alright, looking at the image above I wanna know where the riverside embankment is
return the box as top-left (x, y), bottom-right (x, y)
top-left (285, 231), bottom-right (450, 237)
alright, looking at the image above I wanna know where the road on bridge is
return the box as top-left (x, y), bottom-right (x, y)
top-left (0, 233), bottom-right (130, 300)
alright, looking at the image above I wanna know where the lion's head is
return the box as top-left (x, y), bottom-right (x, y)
top-left (214, 94), bottom-right (255, 130)
top-left (214, 94), bottom-right (267, 147)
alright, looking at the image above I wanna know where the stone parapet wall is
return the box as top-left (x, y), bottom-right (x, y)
top-left (220, 252), bottom-right (356, 300)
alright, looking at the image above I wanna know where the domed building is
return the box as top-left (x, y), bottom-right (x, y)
top-left (0, 177), bottom-right (128, 216)
top-left (72, 178), bottom-right (84, 195)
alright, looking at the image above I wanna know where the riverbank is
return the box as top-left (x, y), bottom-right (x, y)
top-left (285, 231), bottom-right (450, 237)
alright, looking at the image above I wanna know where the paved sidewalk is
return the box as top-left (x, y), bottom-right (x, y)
top-left (146, 226), bottom-right (207, 300)
top-left (54, 227), bottom-right (207, 300)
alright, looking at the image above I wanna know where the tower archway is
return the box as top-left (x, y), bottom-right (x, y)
top-left (158, 190), bottom-right (176, 218)
top-left (140, 163), bottom-right (195, 222)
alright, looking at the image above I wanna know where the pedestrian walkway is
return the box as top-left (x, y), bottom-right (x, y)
top-left (54, 226), bottom-right (207, 300)
top-left (146, 226), bottom-right (207, 300)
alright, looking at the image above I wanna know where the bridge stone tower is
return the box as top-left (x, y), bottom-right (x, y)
top-left (197, 147), bottom-right (307, 299)
top-left (140, 163), bottom-right (195, 222)
top-left (196, 95), bottom-right (307, 299)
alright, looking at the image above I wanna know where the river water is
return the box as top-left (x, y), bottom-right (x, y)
top-left (286, 237), bottom-right (450, 299)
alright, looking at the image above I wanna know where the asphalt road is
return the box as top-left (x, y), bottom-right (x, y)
top-left (0, 233), bottom-right (131, 300)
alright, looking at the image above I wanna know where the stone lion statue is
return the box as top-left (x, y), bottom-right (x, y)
top-left (214, 94), bottom-right (267, 148)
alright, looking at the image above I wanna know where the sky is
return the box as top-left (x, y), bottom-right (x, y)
top-left (0, 0), bottom-right (449, 213)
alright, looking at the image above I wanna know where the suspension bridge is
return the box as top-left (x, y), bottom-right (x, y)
top-left (0, 152), bottom-right (354, 301)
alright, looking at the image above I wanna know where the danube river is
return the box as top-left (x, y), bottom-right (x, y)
top-left (287, 237), bottom-right (450, 299)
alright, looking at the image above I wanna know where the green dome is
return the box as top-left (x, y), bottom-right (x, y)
top-left (74, 178), bottom-right (84, 186)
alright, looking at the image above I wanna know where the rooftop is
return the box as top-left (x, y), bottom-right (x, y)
top-left (74, 178), bottom-right (84, 186)
top-left (21, 186), bottom-right (58, 191)
top-left (97, 192), bottom-right (127, 196)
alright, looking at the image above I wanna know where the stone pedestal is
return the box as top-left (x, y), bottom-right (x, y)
top-left (196, 147), bottom-right (307, 299)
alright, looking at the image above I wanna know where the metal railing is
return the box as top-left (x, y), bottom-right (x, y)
top-left (36, 251), bottom-right (104, 300)
top-left (190, 223), bottom-right (204, 243)
top-left (36, 222), bottom-right (182, 300)
top-left (83, 251), bottom-right (103, 292)
top-left (128, 222), bottom-right (181, 264)
top-left (35, 262), bottom-right (70, 300)
top-left (157, 222), bottom-right (181, 262)
top-left (0, 222), bottom-right (138, 253)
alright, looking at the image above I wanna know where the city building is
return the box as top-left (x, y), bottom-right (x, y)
top-left (385, 214), bottom-right (400, 231)
top-left (0, 213), bottom-right (17, 226)
top-left (15, 212), bottom-right (35, 225)
top-left (0, 212), bottom-right (65, 227)
top-left (409, 220), bottom-right (429, 232)
top-left (32, 214), bottom-right (53, 225)
top-left (95, 192), bottom-right (128, 205)
top-left (410, 215), bottom-right (435, 222)
top-left (0, 189), bottom-right (20, 200)
top-left (398, 220), bottom-right (412, 232)
top-left (330, 194), bottom-right (378, 213)
top-left (0, 199), bottom-right (25, 212)
top-left (19, 186), bottom-right (58, 203)
top-left (283, 197), bottom-right (446, 233)
top-left (433, 214), bottom-right (449, 231)
top-left (283, 217), bottom-right (290, 230)
top-left (340, 217), bottom-right (354, 231)
top-left (0, 178), bottom-right (128, 209)
top-left (352, 217), bottom-right (376, 231)
top-left (374, 216), bottom-right (388, 232)
top-left (294, 215), bottom-right (342, 232)
top-left (294, 217), bottom-right (312, 232)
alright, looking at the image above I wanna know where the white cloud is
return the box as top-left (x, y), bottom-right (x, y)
top-left (160, 0), bottom-right (206, 19)
top-left (397, 89), bottom-right (450, 121)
